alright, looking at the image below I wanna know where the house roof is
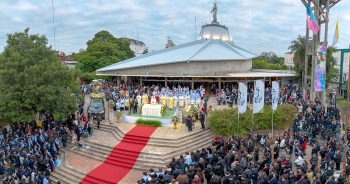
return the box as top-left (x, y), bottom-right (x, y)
top-left (96, 38), bottom-right (257, 73)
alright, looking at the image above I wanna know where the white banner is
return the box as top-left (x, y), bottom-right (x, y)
top-left (238, 82), bottom-right (247, 114)
top-left (272, 81), bottom-right (279, 111)
top-left (253, 80), bottom-right (265, 113)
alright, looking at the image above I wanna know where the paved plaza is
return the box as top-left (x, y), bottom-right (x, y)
top-left (49, 94), bottom-right (345, 184)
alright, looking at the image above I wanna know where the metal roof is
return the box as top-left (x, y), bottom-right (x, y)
top-left (96, 38), bottom-right (257, 73)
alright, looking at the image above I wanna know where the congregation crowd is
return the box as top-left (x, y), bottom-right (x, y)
top-left (136, 84), bottom-right (350, 184)
top-left (0, 107), bottom-right (95, 184)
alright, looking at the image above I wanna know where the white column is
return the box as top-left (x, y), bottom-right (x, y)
top-left (165, 77), bottom-right (168, 87)
top-left (191, 77), bottom-right (194, 89)
top-left (140, 76), bottom-right (142, 85)
top-left (117, 76), bottom-right (121, 85)
top-left (218, 77), bottom-right (221, 89)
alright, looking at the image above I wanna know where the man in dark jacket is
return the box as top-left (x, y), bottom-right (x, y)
top-left (319, 169), bottom-right (327, 184)
top-left (186, 116), bottom-right (192, 132)
top-left (199, 111), bottom-right (205, 129)
top-left (169, 157), bottom-right (177, 172)
top-left (251, 165), bottom-right (259, 184)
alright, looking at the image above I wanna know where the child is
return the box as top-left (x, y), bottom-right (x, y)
top-left (78, 138), bottom-right (84, 148)
top-left (71, 133), bottom-right (77, 147)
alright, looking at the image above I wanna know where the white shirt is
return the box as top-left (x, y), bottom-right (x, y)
top-left (294, 156), bottom-right (303, 166)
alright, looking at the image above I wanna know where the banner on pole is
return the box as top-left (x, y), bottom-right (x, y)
top-left (238, 82), bottom-right (247, 114)
top-left (272, 81), bottom-right (279, 111)
top-left (253, 80), bottom-right (265, 113)
top-left (315, 44), bottom-right (326, 92)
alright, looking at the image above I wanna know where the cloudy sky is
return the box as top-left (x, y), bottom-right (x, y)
top-left (0, 0), bottom-right (348, 57)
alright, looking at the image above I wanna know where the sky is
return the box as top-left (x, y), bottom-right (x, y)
top-left (0, 0), bottom-right (349, 57)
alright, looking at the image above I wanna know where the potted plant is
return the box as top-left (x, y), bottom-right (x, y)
top-left (171, 116), bottom-right (180, 129)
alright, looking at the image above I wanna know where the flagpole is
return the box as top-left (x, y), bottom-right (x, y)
top-left (251, 111), bottom-right (254, 132)
top-left (272, 110), bottom-right (274, 141)
top-left (237, 111), bottom-right (240, 136)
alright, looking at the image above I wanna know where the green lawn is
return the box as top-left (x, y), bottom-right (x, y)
top-left (128, 107), bottom-right (177, 119)
top-left (337, 99), bottom-right (347, 107)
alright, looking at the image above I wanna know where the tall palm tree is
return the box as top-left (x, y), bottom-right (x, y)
top-left (288, 35), bottom-right (309, 83)
top-left (288, 35), bottom-right (338, 88)
top-left (288, 35), bottom-right (307, 68)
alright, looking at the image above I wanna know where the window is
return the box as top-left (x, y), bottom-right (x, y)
top-left (333, 57), bottom-right (340, 65)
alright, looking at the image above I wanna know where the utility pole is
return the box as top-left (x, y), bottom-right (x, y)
top-left (52, 0), bottom-right (56, 50)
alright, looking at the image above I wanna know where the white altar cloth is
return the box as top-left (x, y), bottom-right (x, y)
top-left (142, 104), bottom-right (162, 117)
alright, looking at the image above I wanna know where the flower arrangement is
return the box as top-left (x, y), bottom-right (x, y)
top-left (108, 100), bottom-right (115, 112)
top-left (138, 103), bottom-right (144, 115)
top-left (161, 105), bottom-right (166, 116)
top-left (189, 105), bottom-right (200, 119)
top-left (171, 116), bottom-right (180, 129)
top-left (116, 110), bottom-right (122, 123)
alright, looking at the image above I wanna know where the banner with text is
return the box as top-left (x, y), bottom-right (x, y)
top-left (315, 44), bottom-right (327, 92)
top-left (272, 81), bottom-right (279, 111)
top-left (238, 82), bottom-right (247, 114)
top-left (253, 80), bottom-right (265, 113)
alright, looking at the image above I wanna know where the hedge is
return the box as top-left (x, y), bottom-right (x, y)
top-left (135, 119), bottom-right (162, 127)
top-left (207, 104), bottom-right (297, 136)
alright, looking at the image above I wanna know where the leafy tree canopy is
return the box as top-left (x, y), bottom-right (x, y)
top-left (75, 30), bottom-right (135, 73)
top-left (252, 58), bottom-right (287, 70)
top-left (0, 28), bottom-right (81, 122)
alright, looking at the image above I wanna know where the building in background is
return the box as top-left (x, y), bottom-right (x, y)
top-left (260, 51), bottom-right (276, 58)
top-left (121, 37), bottom-right (147, 57)
top-left (62, 60), bottom-right (78, 69)
top-left (284, 52), bottom-right (294, 66)
top-left (56, 51), bottom-right (66, 62)
top-left (332, 50), bottom-right (350, 91)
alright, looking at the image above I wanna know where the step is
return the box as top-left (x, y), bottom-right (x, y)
top-left (67, 129), bottom-right (214, 161)
top-left (65, 132), bottom-right (214, 170)
top-left (50, 150), bottom-right (86, 184)
top-left (102, 123), bottom-right (212, 142)
top-left (98, 126), bottom-right (213, 149)
top-left (81, 175), bottom-right (115, 184)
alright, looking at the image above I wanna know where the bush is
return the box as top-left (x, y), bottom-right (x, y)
top-left (208, 104), bottom-right (297, 136)
top-left (135, 119), bottom-right (162, 127)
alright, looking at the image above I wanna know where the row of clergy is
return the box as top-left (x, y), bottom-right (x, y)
top-left (117, 90), bottom-right (203, 99)
top-left (115, 94), bottom-right (201, 108)
top-left (139, 94), bottom-right (201, 107)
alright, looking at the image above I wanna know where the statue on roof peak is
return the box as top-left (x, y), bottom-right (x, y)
top-left (210, 3), bottom-right (218, 22)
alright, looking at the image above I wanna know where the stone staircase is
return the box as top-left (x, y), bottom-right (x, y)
top-left (50, 124), bottom-right (215, 183)
top-left (50, 148), bottom-right (87, 184)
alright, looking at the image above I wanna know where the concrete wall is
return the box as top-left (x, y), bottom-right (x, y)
top-left (284, 52), bottom-right (294, 66)
top-left (98, 59), bottom-right (252, 76)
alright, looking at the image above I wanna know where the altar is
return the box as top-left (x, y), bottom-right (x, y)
top-left (141, 104), bottom-right (162, 117)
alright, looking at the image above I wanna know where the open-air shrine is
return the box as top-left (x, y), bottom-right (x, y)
top-left (114, 91), bottom-right (202, 127)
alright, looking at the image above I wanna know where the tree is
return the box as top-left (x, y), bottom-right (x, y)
top-left (77, 30), bottom-right (135, 73)
top-left (288, 35), bottom-right (308, 81)
top-left (252, 58), bottom-right (269, 69)
top-left (288, 35), bottom-right (338, 88)
top-left (268, 56), bottom-right (284, 65)
top-left (0, 28), bottom-right (81, 122)
top-left (142, 48), bottom-right (148, 54)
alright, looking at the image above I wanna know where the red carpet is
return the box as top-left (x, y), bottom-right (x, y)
top-left (80, 125), bottom-right (157, 184)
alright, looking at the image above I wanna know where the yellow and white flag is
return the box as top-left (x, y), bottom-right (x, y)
top-left (332, 21), bottom-right (339, 46)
